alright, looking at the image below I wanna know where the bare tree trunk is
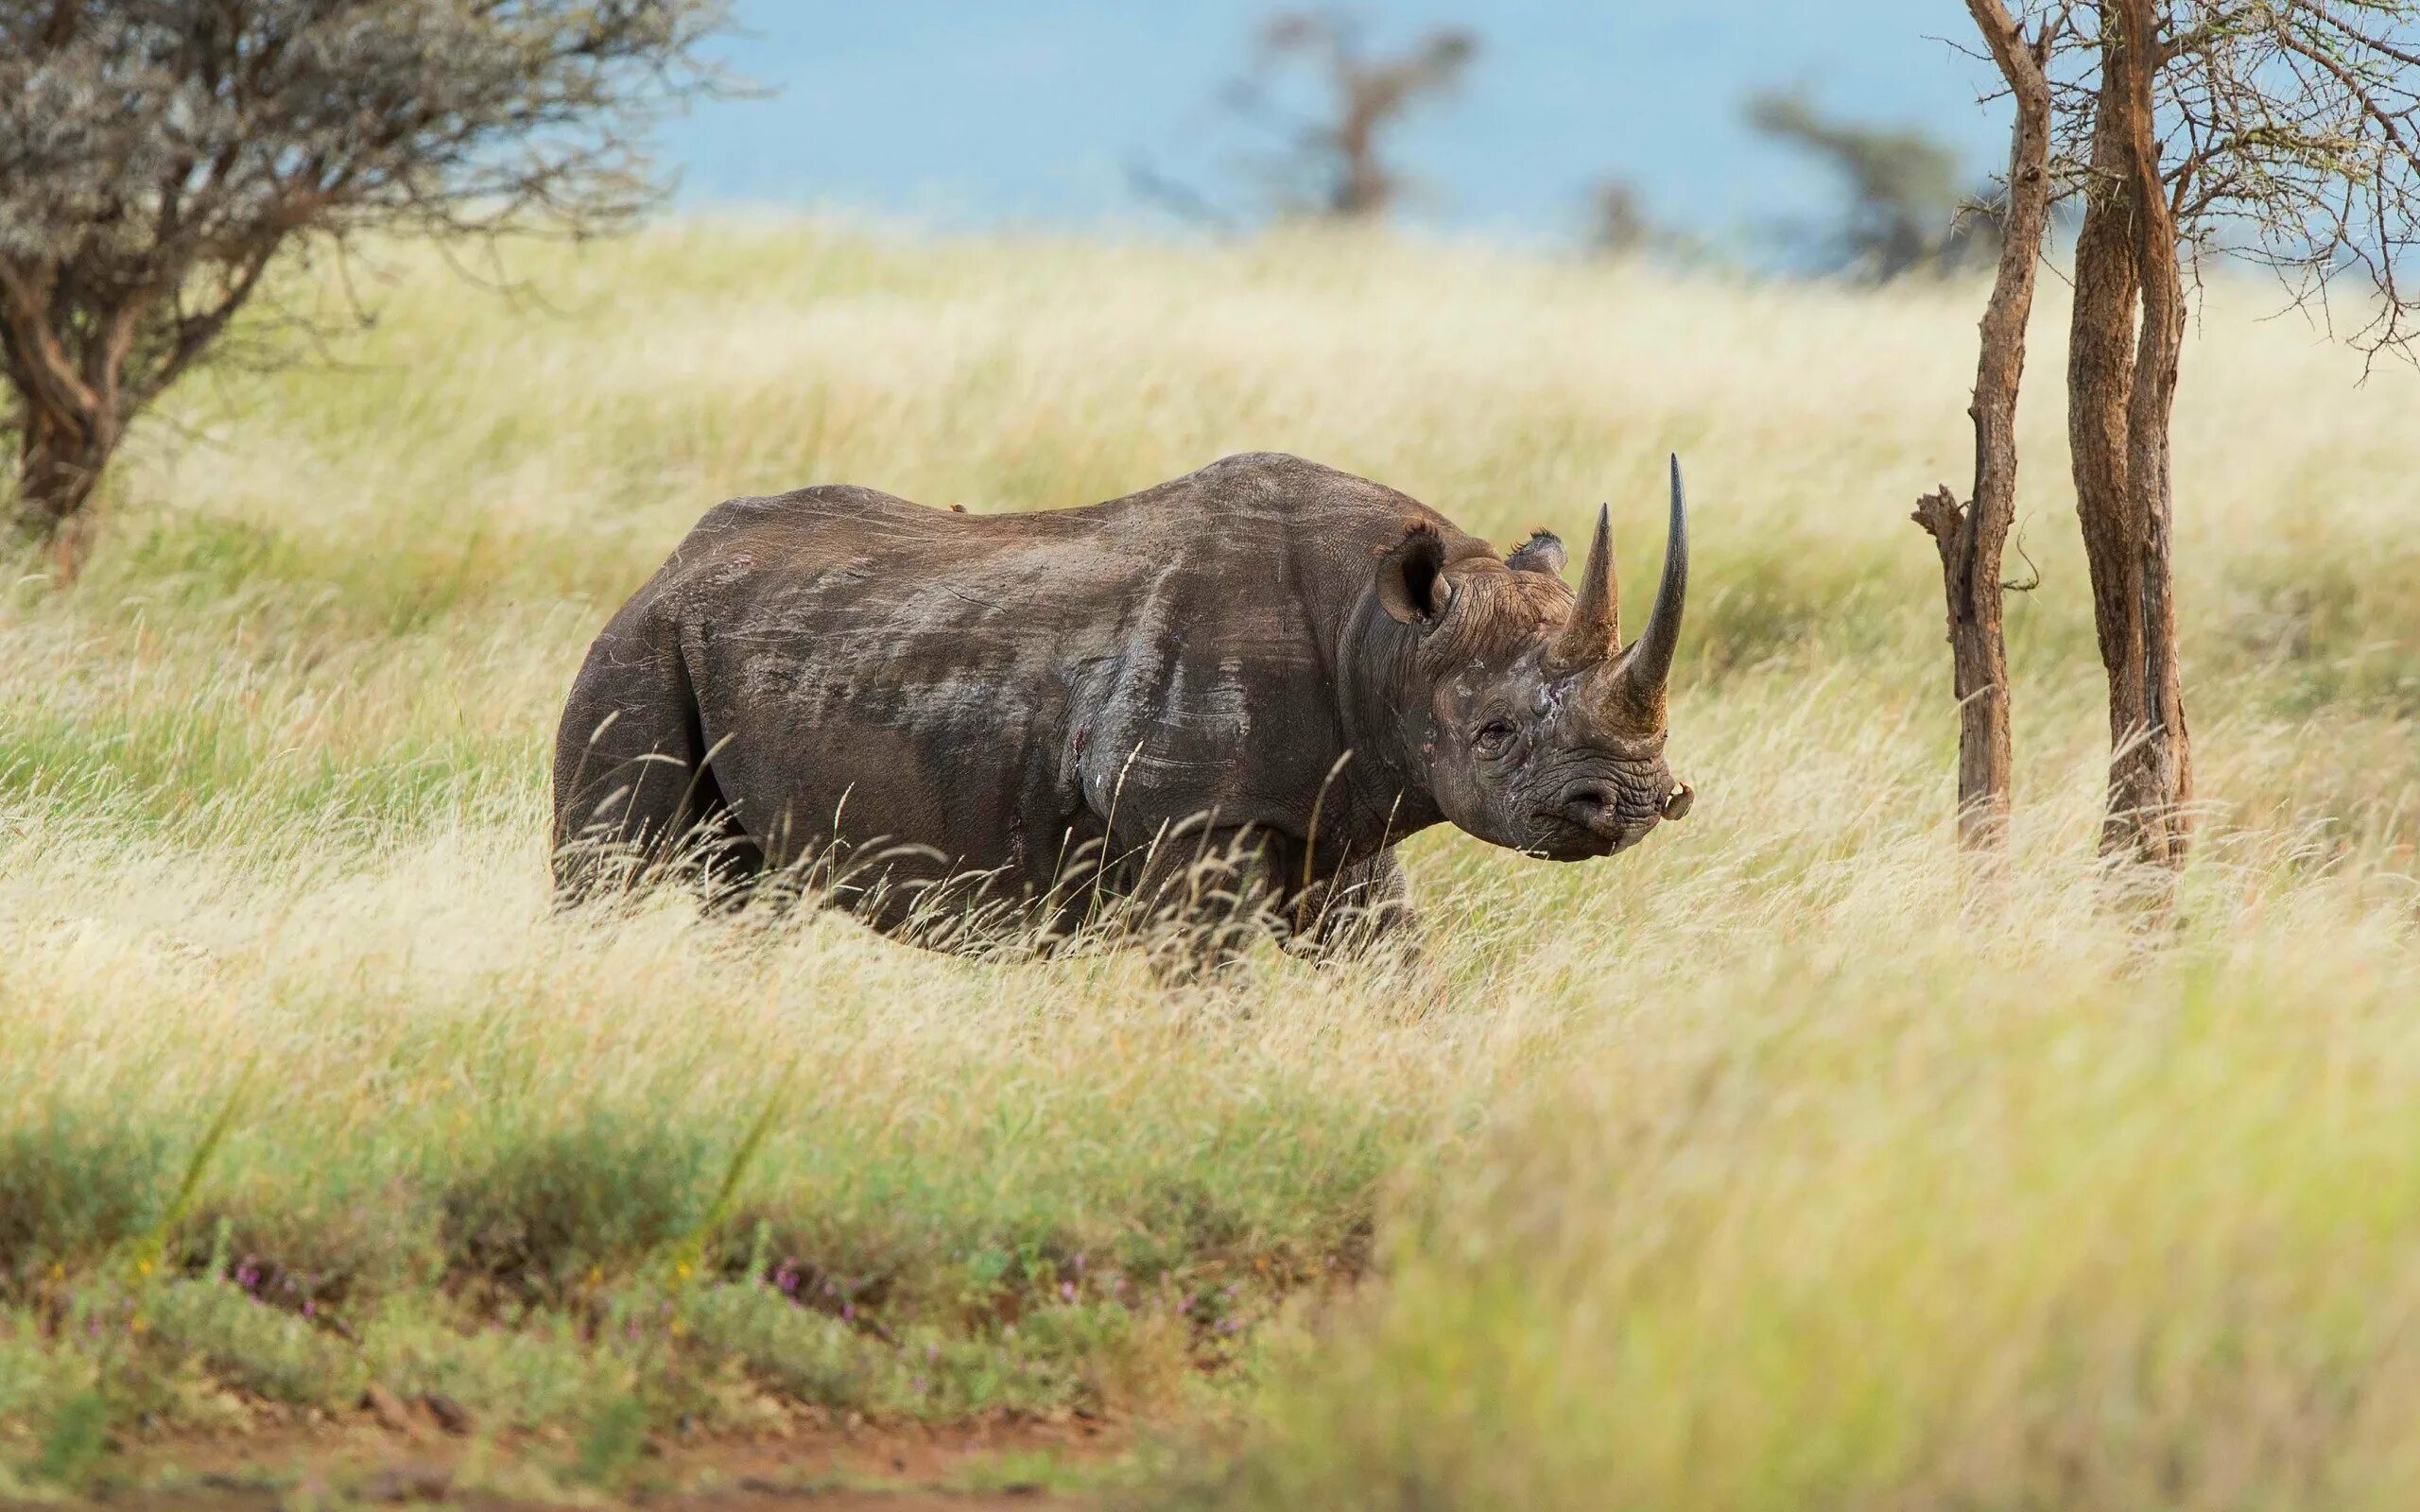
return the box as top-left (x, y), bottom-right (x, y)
top-left (11, 401), bottom-right (112, 581)
top-left (1334, 102), bottom-right (1389, 218)
top-left (1, 265), bottom-right (122, 582)
top-left (2117, 0), bottom-right (2193, 866)
top-left (1914, 0), bottom-right (2055, 852)
top-left (2068, 1), bottom-right (2192, 869)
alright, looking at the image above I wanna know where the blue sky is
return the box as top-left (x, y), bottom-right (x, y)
top-left (655, 1), bottom-right (2016, 248)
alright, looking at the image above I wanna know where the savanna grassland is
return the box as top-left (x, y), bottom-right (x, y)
top-left (5, 220), bottom-right (2420, 1509)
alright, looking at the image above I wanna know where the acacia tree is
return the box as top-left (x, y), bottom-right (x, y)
top-left (0, 0), bottom-right (729, 578)
top-left (2057, 0), bottom-right (2420, 867)
top-left (1934, 1), bottom-right (2420, 867)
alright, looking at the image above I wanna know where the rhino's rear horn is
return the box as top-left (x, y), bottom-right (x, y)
top-left (1547, 504), bottom-right (1617, 670)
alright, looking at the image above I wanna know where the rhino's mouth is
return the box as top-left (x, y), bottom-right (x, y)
top-left (1526, 815), bottom-right (1650, 863)
top-left (1529, 781), bottom-right (1693, 862)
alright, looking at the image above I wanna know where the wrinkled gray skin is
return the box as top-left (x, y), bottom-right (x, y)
top-left (551, 452), bottom-right (1694, 954)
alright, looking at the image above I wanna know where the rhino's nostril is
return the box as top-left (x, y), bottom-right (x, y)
top-left (1564, 784), bottom-right (1617, 825)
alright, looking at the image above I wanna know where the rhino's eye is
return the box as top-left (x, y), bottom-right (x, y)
top-left (1475, 720), bottom-right (1517, 757)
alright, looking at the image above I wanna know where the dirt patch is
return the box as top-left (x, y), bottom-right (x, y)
top-left (51, 1492), bottom-right (1084, 1511)
top-left (15, 1407), bottom-right (1130, 1510)
top-left (35, 1493), bottom-right (1085, 1511)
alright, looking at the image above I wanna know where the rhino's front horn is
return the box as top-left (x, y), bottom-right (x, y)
top-left (1547, 503), bottom-right (1618, 672)
top-left (1612, 454), bottom-right (1688, 724)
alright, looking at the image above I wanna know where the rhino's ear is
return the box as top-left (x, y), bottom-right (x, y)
top-left (1375, 522), bottom-right (1451, 626)
top-left (1506, 530), bottom-right (1566, 578)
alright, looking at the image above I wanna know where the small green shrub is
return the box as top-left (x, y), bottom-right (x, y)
top-left (180, 1177), bottom-right (436, 1312)
top-left (440, 1116), bottom-right (714, 1301)
top-left (683, 1281), bottom-right (890, 1406)
top-left (570, 1392), bottom-right (648, 1487)
top-left (364, 1304), bottom-right (636, 1432)
top-left (29, 1388), bottom-right (110, 1489)
top-left (144, 1279), bottom-right (359, 1407)
top-left (0, 1123), bottom-right (166, 1294)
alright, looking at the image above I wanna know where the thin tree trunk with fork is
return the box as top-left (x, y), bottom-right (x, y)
top-left (1914, 0), bottom-right (2057, 852)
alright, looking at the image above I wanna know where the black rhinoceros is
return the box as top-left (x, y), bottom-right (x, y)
top-left (552, 452), bottom-right (1694, 953)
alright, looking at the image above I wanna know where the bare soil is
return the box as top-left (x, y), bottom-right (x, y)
top-left (9, 1404), bottom-right (1131, 1511)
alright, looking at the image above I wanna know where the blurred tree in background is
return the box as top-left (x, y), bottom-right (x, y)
top-left (1585, 180), bottom-right (1653, 256)
top-left (1236, 11), bottom-right (1478, 221)
top-left (1745, 86), bottom-right (1998, 278)
top-left (0, 0), bottom-right (732, 579)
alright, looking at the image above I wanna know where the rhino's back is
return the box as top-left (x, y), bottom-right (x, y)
top-left (656, 451), bottom-right (1450, 596)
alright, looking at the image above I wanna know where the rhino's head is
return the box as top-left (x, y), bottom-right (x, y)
top-left (1378, 455), bottom-right (1694, 862)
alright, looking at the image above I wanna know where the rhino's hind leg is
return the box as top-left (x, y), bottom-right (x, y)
top-left (550, 631), bottom-right (763, 907)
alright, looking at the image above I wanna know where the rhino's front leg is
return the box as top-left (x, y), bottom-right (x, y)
top-left (1120, 825), bottom-right (1422, 977)
top-left (1115, 821), bottom-right (1294, 975)
top-left (1294, 846), bottom-right (1423, 969)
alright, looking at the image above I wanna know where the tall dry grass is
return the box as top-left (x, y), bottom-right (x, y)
top-left (2, 220), bottom-right (2418, 1503)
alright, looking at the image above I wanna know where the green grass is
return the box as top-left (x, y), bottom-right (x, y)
top-left (1183, 935), bottom-right (2420, 1511)
top-left (4, 219), bottom-right (2420, 1506)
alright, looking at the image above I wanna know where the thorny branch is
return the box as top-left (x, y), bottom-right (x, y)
top-left (2032, 0), bottom-right (2420, 362)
